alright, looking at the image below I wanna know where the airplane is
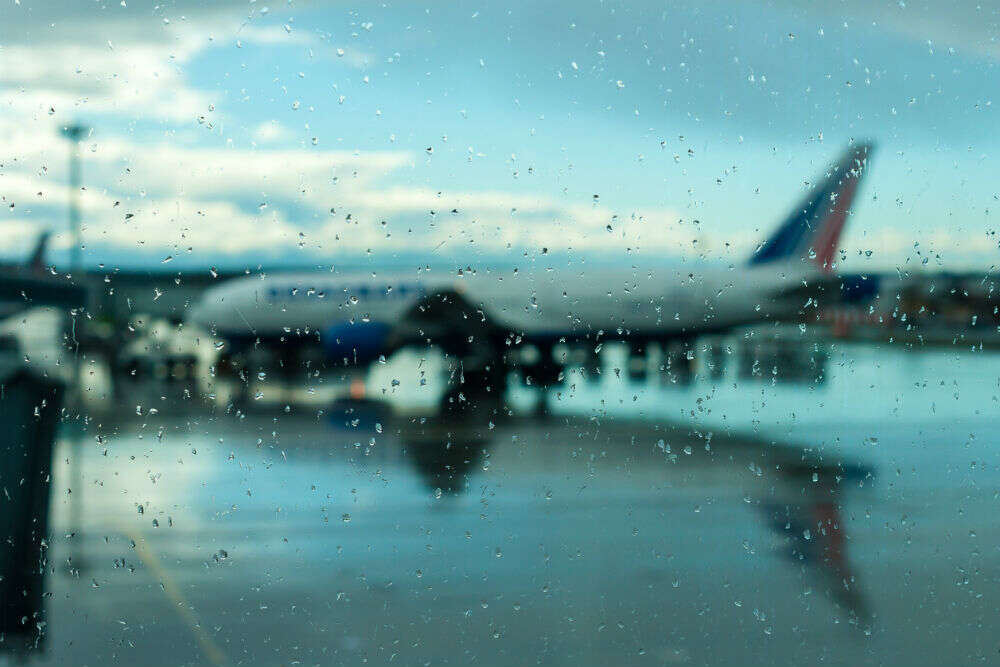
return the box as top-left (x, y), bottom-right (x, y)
top-left (187, 141), bottom-right (875, 401)
top-left (0, 231), bottom-right (86, 319)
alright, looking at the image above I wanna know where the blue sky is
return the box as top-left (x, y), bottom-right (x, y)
top-left (2, 0), bottom-right (1000, 271)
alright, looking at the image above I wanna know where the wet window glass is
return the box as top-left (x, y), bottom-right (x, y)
top-left (0, 1), bottom-right (995, 665)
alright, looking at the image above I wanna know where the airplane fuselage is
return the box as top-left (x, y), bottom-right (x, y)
top-left (188, 261), bottom-right (813, 352)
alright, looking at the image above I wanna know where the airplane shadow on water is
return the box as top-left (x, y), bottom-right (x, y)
top-left (327, 391), bottom-right (877, 626)
top-left (327, 395), bottom-right (494, 497)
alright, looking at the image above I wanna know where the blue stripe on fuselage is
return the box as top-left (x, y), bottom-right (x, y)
top-left (265, 283), bottom-right (426, 303)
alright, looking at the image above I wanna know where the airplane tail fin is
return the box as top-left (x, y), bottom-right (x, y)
top-left (27, 231), bottom-right (50, 273)
top-left (749, 142), bottom-right (874, 273)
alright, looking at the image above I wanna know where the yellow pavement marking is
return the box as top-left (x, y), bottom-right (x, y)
top-left (124, 528), bottom-right (229, 667)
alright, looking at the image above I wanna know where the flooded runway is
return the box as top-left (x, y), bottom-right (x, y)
top-left (27, 341), bottom-right (1000, 666)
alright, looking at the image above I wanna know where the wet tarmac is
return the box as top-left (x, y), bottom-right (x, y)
top-left (20, 341), bottom-right (1000, 666)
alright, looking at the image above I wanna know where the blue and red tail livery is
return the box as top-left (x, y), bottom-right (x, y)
top-left (750, 142), bottom-right (874, 272)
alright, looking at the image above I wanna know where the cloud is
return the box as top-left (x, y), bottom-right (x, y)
top-left (826, 0), bottom-right (1000, 62)
top-left (11, 128), bottom-right (990, 267)
top-left (252, 121), bottom-right (294, 144)
top-left (2, 126), bottom-right (697, 261)
top-left (236, 24), bottom-right (317, 47)
top-left (0, 18), bottom-right (222, 124)
top-left (0, 0), bottom-right (375, 131)
top-left (0, 219), bottom-right (49, 256)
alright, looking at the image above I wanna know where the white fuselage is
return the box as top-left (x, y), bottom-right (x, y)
top-left (188, 260), bottom-right (815, 344)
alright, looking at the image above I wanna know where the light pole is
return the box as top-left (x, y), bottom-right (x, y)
top-left (60, 123), bottom-right (88, 276)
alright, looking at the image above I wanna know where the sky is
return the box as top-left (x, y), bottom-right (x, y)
top-left (2, 0), bottom-right (1000, 272)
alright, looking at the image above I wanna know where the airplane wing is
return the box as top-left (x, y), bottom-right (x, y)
top-left (0, 274), bottom-right (87, 310)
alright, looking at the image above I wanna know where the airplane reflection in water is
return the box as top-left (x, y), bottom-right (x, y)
top-left (328, 398), bottom-right (875, 623)
top-left (756, 452), bottom-right (872, 620)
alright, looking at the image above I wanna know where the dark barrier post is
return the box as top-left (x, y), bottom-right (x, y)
top-left (0, 368), bottom-right (64, 658)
